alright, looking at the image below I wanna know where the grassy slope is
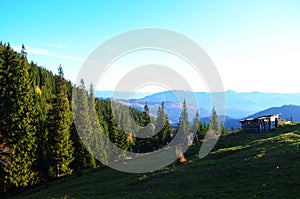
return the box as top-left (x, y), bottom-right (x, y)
top-left (13, 124), bottom-right (300, 199)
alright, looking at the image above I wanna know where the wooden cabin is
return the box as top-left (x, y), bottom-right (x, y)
top-left (240, 114), bottom-right (279, 133)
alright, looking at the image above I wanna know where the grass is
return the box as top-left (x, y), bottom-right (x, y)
top-left (11, 124), bottom-right (300, 199)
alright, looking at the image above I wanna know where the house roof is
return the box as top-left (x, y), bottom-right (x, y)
top-left (240, 113), bottom-right (280, 123)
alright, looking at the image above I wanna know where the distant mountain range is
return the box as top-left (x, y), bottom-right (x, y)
top-left (207, 105), bottom-right (300, 129)
top-left (244, 105), bottom-right (300, 122)
top-left (95, 91), bottom-right (152, 99)
top-left (137, 90), bottom-right (300, 118)
top-left (95, 90), bottom-right (300, 129)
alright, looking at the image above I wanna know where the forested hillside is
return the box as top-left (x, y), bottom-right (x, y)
top-left (0, 42), bottom-right (209, 195)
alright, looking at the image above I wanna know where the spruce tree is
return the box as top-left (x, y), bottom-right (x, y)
top-left (155, 102), bottom-right (172, 147)
top-left (197, 122), bottom-right (207, 139)
top-left (141, 102), bottom-right (151, 127)
top-left (178, 99), bottom-right (189, 133)
top-left (70, 87), bottom-right (90, 171)
top-left (192, 111), bottom-right (200, 130)
top-left (34, 81), bottom-right (50, 180)
top-left (47, 66), bottom-right (74, 177)
top-left (192, 111), bottom-right (200, 139)
top-left (88, 83), bottom-right (107, 166)
top-left (72, 79), bottom-right (96, 169)
top-left (208, 107), bottom-right (220, 135)
top-left (0, 44), bottom-right (38, 190)
top-left (221, 120), bottom-right (226, 134)
top-left (137, 102), bottom-right (154, 152)
top-left (94, 99), bottom-right (126, 159)
top-left (155, 105), bottom-right (164, 132)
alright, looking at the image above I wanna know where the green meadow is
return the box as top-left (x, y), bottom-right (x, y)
top-left (14, 124), bottom-right (300, 199)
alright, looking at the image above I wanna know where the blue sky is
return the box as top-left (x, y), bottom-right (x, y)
top-left (1, 0), bottom-right (300, 93)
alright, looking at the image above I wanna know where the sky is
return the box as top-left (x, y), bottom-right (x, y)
top-left (1, 0), bottom-right (300, 93)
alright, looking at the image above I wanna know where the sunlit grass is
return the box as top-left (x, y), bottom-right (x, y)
top-left (211, 144), bottom-right (250, 154)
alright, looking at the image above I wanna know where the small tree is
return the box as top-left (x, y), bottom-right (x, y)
top-left (221, 120), bottom-right (226, 134)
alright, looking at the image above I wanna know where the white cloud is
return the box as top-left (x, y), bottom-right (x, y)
top-left (28, 48), bottom-right (84, 62)
top-left (11, 45), bottom-right (84, 62)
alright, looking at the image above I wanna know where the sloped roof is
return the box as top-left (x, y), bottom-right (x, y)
top-left (240, 113), bottom-right (280, 123)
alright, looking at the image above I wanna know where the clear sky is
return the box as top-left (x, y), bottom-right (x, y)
top-left (1, 0), bottom-right (300, 93)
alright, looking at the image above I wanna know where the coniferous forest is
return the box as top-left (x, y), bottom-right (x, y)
top-left (0, 42), bottom-right (212, 194)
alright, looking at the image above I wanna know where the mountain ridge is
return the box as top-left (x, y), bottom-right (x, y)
top-left (244, 104), bottom-right (300, 122)
top-left (96, 90), bottom-right (300, 119)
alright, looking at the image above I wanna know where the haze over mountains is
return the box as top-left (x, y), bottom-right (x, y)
top-left (95, 90), bottom-right (300, 129)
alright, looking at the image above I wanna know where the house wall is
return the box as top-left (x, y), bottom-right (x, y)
top-left (242, 122), bottom-right (260, 133)
top-left (242, 115), bottom-right (279, 133)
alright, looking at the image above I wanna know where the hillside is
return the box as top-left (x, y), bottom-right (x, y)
top-left (0, 42), bottom-right (156, 194)
top-left (14, 124), bottom-right (300, 199)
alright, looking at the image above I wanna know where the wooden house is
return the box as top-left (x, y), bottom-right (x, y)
top-left (240, 114), bottom-right (279, 133)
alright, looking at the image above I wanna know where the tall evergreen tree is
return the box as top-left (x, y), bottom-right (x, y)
top-left (221, 120), bottom-right (226, 134)
top-left (155, 102), bottom-right (172, 147)
top-left (34, 81), bottom-right (50, 180)
top-left (192, 111), bottom-right (200, 134)
top-left (88, 83), bottom-right (107, 166)
top-left (47, 66), bottom-right (74, 177)
top-left (70, 87), bottom-right (83, 167)
top-left (96, 100), bottom-right (130, 160)
top-left (141, 102), bottom-right (151, 127)
top-left (208, 107), bottom-right (220, 135)
top-left (178, 99), bottom-right (189, 133)
top-left (0, 44), bottom-right (38, 190)
top-left (137, 102), bottom-right (154, 152)
top-left (72, 79), bottom-right (96, 169)
top-left (197, 122), bottom-right (207, 139)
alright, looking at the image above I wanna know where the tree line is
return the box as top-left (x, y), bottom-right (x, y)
top-left (0, 42), bottom-right (222, 194)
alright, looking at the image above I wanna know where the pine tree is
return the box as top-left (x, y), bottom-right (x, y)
top-left (178, 99), bottom-right (189, 133)
top-left (94, 99), bottom-right (112, 157)
top-left (155, 102), bottom-right (172, 147)
top-left (71, 86), bottom-right (90, 170)
top-left (192, 111), bottom-right (200, 131)
top-left (221, 120), bottom-right (226, 134)
top-left (197, 122), bottom-right (207, 139)
top-left (155, 105), bottom-right (164, 132)
top-left (141, 102), bottom-right (151, 127)
top-left (191, 111), bottom-right (200, 140)
top-left (96, 100), bottom-right (130, 160)
top-left (47, 66), bottom-right (74, 177)
top-left (0, 44), bottom-right (38, 190)
top-left (88, 83), bottom-right (108, 166)
top-left (72, 79), bottom-right (96, 169)
top-left (34, 80), bottom-right (50, 180)
top-left (208, 107), bottom-right (220, 135)
top-left (137, 102), bottom-right (154, 152)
